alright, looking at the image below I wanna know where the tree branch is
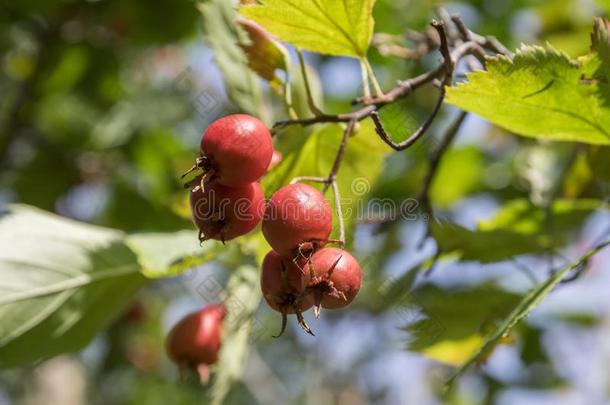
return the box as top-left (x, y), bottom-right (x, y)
top-left (273, 19), bottom-right (508, 154)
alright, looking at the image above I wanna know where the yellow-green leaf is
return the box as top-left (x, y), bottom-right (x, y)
top-left (446, 43), bottom-right (610, 145)
top-left (240, 0), bottom-right (376, 58)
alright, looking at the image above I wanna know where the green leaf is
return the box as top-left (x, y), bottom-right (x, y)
top-left (433, 199), bottom-right (605, 262)
top-left (430, 146), bottom-right (484, 208)
top-left (263, 121), bottom-right (389, 240)
top-left (210, 265), bottom-right (261, 405)
top-left (240, 0), bottom-right (377, 58)
top-left (0, 205), bottom-right (146, 367)
top-left (589, 146), bottom-right (610, 181)
top-left (125, 231), bottom-right (220, 278)
top-left (446, 44), bottom-right (610, 145)
top-left (446, 241), bottom-right (610, 389)
top-left (198, 0), bottom-right (264, 117)
top-left (405, 283), bottom-right (520, 366)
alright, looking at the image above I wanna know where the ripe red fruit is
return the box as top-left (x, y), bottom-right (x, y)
top-left (190, 178), bottom-right (264, 242)
top-left (166, 304), bottom-right (225, 368)
top-left (199, 114), bottom-right (273, 187)
top-left (262, 183), bottom-right (333, 257)
top-left (307, 248), bottom-right (362, 315)
top-left (261, 250), bottom-right (314, 336)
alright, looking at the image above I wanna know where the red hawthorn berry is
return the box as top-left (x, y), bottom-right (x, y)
top-left (262, 183), bottom-right (333, 258)
top-left (307, 248), bottom-right (362, 316)
top-left (197, 114), bottom-right (273, 187)
top-left (190, 178), bottom-right (264, 243)
top-left (166, 304), bottom-right (225, 369)
top-left (261, 250), bottom-right (314, 336)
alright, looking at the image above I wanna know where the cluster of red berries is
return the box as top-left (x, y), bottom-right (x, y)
top-left (261, 183), bottom-right (362, 336)
top-left (184, 113), bottom-right (273, 243)
top-left (166, 114), bottom-right (362, 372)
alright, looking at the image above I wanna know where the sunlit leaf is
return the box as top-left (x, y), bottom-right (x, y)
top-left (240, 0), bottom-right (377, 58)
top-left (422, 335), bottom-right (483, 366)
top-left (125, 231), bottom-right (220, 278)
top-left (446, 42), bottom-right (610, 145)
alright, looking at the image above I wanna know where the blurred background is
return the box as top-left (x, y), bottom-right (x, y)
top-left (1, 0), bottom-right (610, 404)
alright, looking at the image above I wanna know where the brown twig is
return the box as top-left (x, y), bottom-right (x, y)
top-left (369, 88), bottom-right (445, 151)
top-left (325, 120), bottom-right (356, 190)
top-left (331, 179), bottom-right (345, 244)
top-left (273, 19), bottom-right (508, 154)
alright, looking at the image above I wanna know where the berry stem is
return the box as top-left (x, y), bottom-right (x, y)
top-left (288, 176), bottom-right (346, 246)
top-left (331, 180), bottom-right (345, 245)
top-left (289, 176), bottom-right (328, 185)
top-left (359, 59), bottom-right (372, 101)
top-left (324, 119), bottom-right (356, 193)
top-left (362, 57), bottom-right (384, 98)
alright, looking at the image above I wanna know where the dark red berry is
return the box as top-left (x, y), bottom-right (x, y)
top-left (166, 304), bottom-right (225, 368)
top-left (200, 114), bottom-right (273, 187)
top-left (261, 250), bottom-right (313, 312)
top-left (261, 250), bottom-right (314, 336)
top-left (262, 183), bottom-right (333, 257)
top-left (190, 178), bottom-right (264, 242)
top-left (307, 248), bottom-right (362, 315)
